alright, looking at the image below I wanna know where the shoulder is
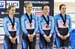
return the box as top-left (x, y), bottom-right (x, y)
top-left (66, 14), bottom-right (71, 19)
top-left (54, 14), bottom-right (60, 20)
top-left (14, 17), bottom-right (19, 21)
top-left (32, 14), bottom-right (37, 19)
top-left (39, 15), bottom-right (43, 20)
top-left (54, 14), bottom-right (60, 18)
top-left (49, 16), bottom-right (53, 19)
top-left (4, 16), bottom-right (9, 21)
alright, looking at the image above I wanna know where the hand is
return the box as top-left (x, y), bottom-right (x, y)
top-left (28, 34), bottom-right (34, 42)
top-left (30, 34), bottom-right (34, 39)
top-left (10, 37), bottom-right (16, 44)
top-left (47, 36), bottom-right (51, 42)
top-left (59, 35), bottom-right (64, 40)
top-left (13, 37), bottom-right (16, 40)
top-left (48, 35), bottom-right (51, 39)
top-left (44, 36), bottom-right (50, 42)
top-left (63, 35), bottom-right (68, 40)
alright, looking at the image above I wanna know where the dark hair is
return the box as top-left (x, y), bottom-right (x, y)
top-left (7, 5), bottom-right (15, 10)
top-left (24, 2), bottom-right (32, 8)
top-left (42, 4), bottom-right (49, 10)
top-left (59, 4), bottom-right (66, 10)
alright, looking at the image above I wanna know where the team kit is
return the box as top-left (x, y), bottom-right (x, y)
top-left (3, 2), bottom-right (72, 49)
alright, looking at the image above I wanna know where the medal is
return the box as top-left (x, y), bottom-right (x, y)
top-left (8, 16), bottom-right (15, 30)
top-left (63, 23), bottom-right (66, 26)
top-left (12, 24), bottom-right (14, 30)
top-left (26, 13), bottom-right (32, 24)
top-left (46, 25), bottom-right (49, 28)
top-left (60, 14), bottom-right (66, 26)
top-left (30, 24), bottom-right (32, 27)
top-left (42, 15), bottom-right (49, 27)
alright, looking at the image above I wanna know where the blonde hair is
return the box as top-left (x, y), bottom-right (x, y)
top-left (24, 2), bottom-right (32, 7)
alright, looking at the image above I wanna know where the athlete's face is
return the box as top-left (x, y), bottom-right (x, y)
top-left (43, 6), bottom-right (49, 15)
top-left (9, 7), bottom-right (16, 15)
top-left (25, 4), bottom-right (32, 13)
top-left (60, 6), bottom-right (66, 14)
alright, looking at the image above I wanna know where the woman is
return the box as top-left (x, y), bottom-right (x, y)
top-left (3, 5), bottom-right (20, 49)
top-left (21, 2), bottom-right (38, 49)
top-left (54, 4), bottom-right (72, 49)
top-left (39, 4), bottom-right (54, 49)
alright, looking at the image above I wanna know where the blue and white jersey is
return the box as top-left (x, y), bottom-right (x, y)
top-left (39, 15), bottom-right (54, 36)
top-left (54, 14), bottom-right (72, 35)
top-left (3, 16), bottom-right (20, 39)
top-left (21, 13), bottom-right (38, 35)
